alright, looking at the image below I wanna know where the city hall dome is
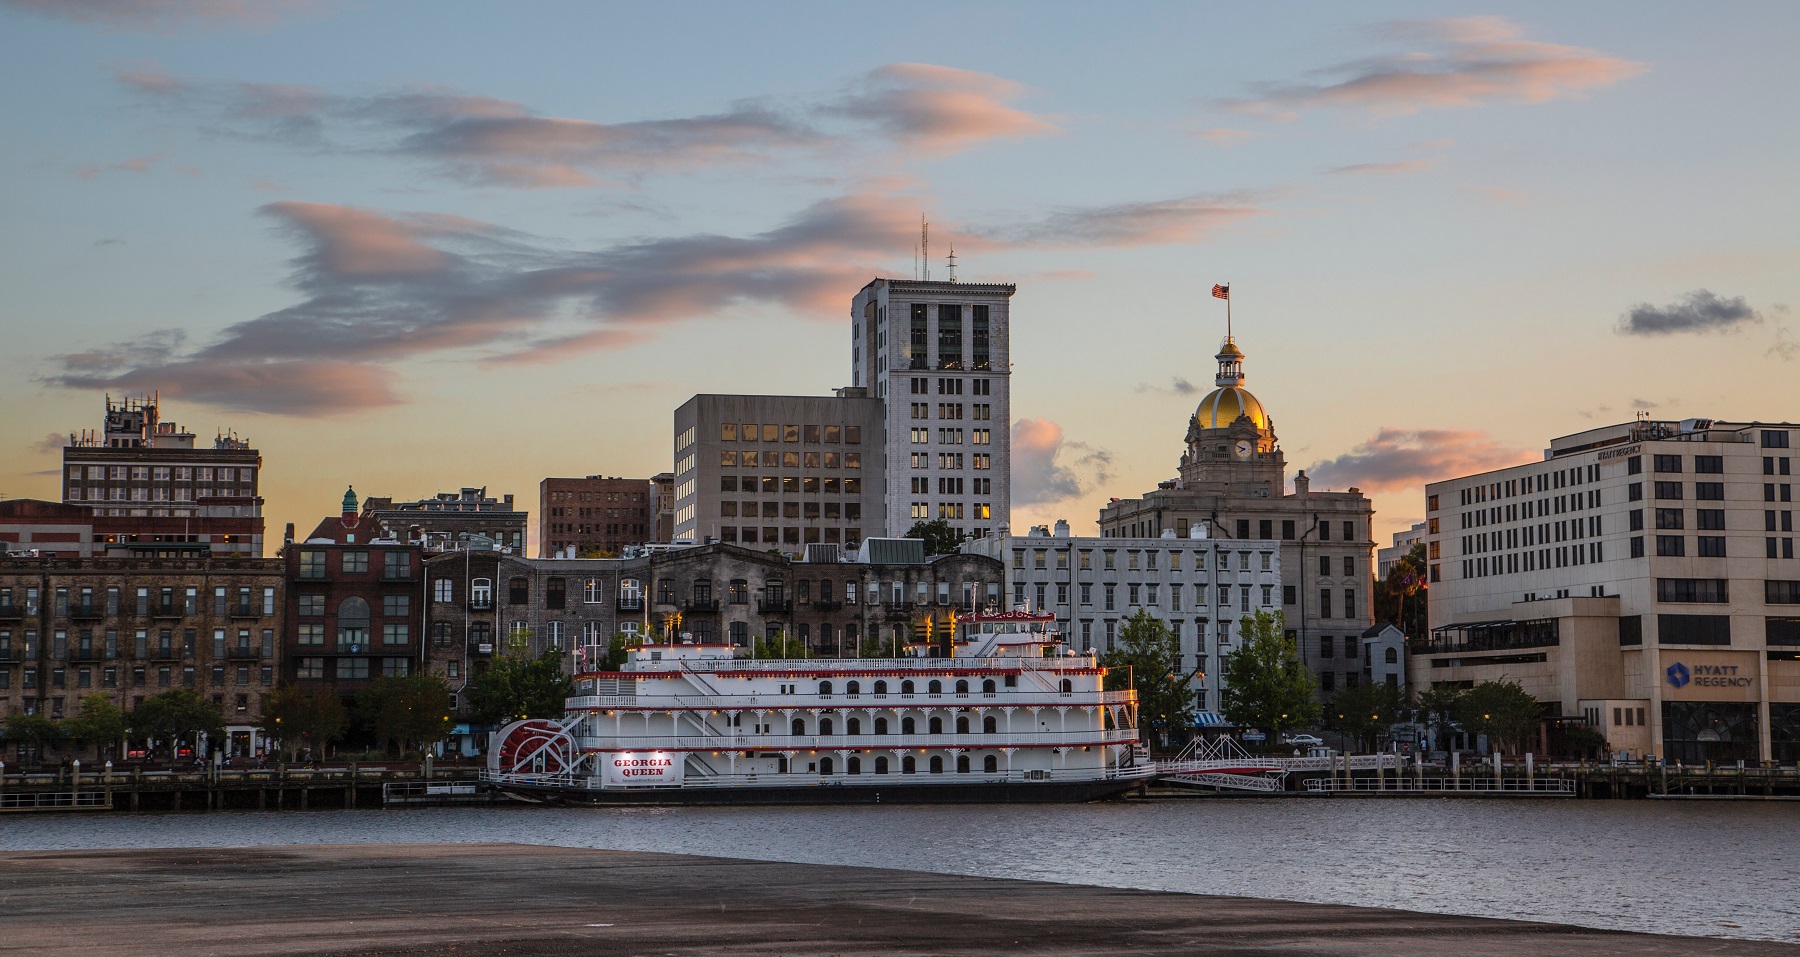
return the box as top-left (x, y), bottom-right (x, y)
top-left (1193, 386), bottom-right (1268, 431)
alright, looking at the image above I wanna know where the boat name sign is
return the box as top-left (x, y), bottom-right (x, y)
top-left (602, 752), bottom-right (684, 786)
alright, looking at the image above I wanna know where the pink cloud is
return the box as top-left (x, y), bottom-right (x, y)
top-left (1325, 159), bottom-right (1435, 175)
top-left (1306, 428), bottom-right (1536, 493)
top-left (74, 152), bottom-right (166, 179)
top-left (827, 63), bottom-right (1059, 152)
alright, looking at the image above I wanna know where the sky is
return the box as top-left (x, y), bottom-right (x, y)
top-left (2, 1), bottom-right (1796, 554)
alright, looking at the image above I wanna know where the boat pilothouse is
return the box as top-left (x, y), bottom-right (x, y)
top-left (485, 610), bottom-right (1153, 804)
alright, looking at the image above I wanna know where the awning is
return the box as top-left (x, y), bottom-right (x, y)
top-left (1193, 712), bottom-right (1230, 728)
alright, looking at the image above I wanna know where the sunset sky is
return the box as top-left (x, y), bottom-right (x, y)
top-left (3, 1), bottom-right (1796, 552)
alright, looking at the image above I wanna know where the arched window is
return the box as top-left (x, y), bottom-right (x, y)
top-left (928, 716), bottom-right (943, 735)
top-left (901, 716), bottom-right (916, 735)
top-left (982, 678), bottom-right (996, 694)
top-left (902, 755), bottom-right (916, 774)
top-left (875, 717), bottom-right (889, 735)
top-left (955, 716), bottom-right (970, 734)
top-left (470, 578), bottom-right (492, 609)
top-left (901, 680), bottom-right (915, 695)
top-left (791, 718), bottom-right (805, 736)
top-left (982, 715), bottom-right (997, 734)
top-left (819, 717), bottom-right (834, 736)
top-left (1059, 678), bottom-right (1073, 694)
top-left (1385, 647), bottom-right (1399, 664)
top-left (847, 756), bottom-right (861, 775)
top-left (819, 756), bottom-right (833, 775)
top-left (928, 679), bottom-right (942, 695)
top-left (956, 754), bottom-right (970, 773)
top-left (818, 680), bottom-right (832, 696)
top-left (983, 754), bottom-right (998, 773)
top-left (846, 680), bottom-right (860, 696)
top-left (846, 717), bottom-right (861, 735)
top-left (955, 679), bottom-right (969, 695)
top-left (337, 597), bottom-right (369, 647)
top-left (929, 755), bottom-right (944, 774)
top-left (873, 679), bottom-right (888, 695)
top-left (875, 756), bottom-right (889, 774)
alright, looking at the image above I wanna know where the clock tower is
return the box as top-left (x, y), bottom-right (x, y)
top-left (1176, 336), bottom-right (1285, 496)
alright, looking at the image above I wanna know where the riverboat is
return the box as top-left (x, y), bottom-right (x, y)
top-left (483, 610), bottom-right (1152, 804)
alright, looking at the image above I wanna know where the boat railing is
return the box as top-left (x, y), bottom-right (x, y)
top-left (566, 729), bottom-right (1142, 751)
top-left (565, 689), bottom-right (1137, 711)
top-left (641, 655), bottom-right (1099, 675)
top-left (482, 762), bottom-right (1157, 792)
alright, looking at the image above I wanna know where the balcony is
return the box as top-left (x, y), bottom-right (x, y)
top-left (618, 597), bottom-right (645, 613)
top-left (758, 598), bottom-right (793, 614)
top-left (683, 598), bottom-right (720, 614)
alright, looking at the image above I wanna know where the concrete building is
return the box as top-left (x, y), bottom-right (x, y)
top-left (670, 392), bottom-right (885, 554)
top-left (1359, 624), bottom-right (1407, 690)
top-left (1418, 417), bottom-right (1800, 763)
top-left (0, 551), bottom-right (284, 759)
top-left (1097, 334), bottom-right (1376, 693)
top-left (362, 487), bottom-right (526, 554)
top-left (650, 472), bottom-right (674, 543)
top-left (965, 520), bottom-right (1282, 719)
top-left (538, 475), bottom-right (653, 558)
top-left (60, 394), bottom-right (266, 557)
top-left (281, 490), bottom-right (425, 720)
top-left (1378, 521), bottom-right (1428, 578)
top-left (850, 278), bottom-right (1014, 542)
top-left (0, 500), bottom-right (101, 557)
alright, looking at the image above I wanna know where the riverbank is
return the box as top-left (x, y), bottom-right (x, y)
top-left (0, 843), bottom-right (1790, 956)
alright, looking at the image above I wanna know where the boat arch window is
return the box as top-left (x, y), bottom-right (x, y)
top-left (928, 679), bottom-right (942, 695)
top-left (955, 716), bottom-right (969, 734)
top-left (875, 717), bottom-right (889, 735)
top-left (982, 678), bottom-right (996, 694)
top-left (956, 754), bottom-right (970, 773)
top-left (873, 679), bottom-right (888, 695)
top-left (791, 717), bottom-right (805, 736)
top-left (876, 755), bottom-right (890, 774)
top-left (847, 756), bottom-right (861, 775)
top-left (901, 679), bottom-right (915, 695)
top-left (901, 716), bottom-right (916, 734)
top-left (983, 715), bottom-right (997, 734)
top-left (819, 756), bottom-right (833, 775)
top-left (847, 716), bottom-right (861, 735)
top-left (902, 755), bottom-right (916, 774)
top-left (846, 680), bottom-right (860, 695)
top-left (983, 754), bottom-right (998, 773)
top-left (929, 755), bottom-right (944, 774)
top-left (955, 679), bottom-right (969, 695)
top-left (929, 716), bottom-right (943, 734)
top-left (818, 680), bottom-right (832, 696)
top-left (1059, 678), bottom-right (1073, 694)
top-left (819, 717), bottom-right (833, 735)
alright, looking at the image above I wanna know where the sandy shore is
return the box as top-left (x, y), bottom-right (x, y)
top-left (0, 843), bottom-right (1787, 956)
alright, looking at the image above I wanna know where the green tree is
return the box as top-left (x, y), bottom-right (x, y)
top-left (753, 629), bottom-right (810, 660)
top-left (462, 648), bottom-right (574, 727)
top-left (1454, 680), bottom-right (1544, 754)
top-left (904, 519), bottom-right (965, 556)
top-left (1415, 684), bottom-right (1466, 753)
top-left (257, 685), bottom-right (349, 762)
top-left (595, 633), bottom-right (632, 671)
top-left (355, 672), bottom-right (452, 757)
top-left (1219, 610), bottom-right (1320, 744)
top-left (1373, 541), bottom-right (1428, 638)
top-left (129, 690), bottom-right (225, 769)
top-left (1099, 611), bottom-right (1195, 750)
top-left (64, 694), bottom-right (128, 762)
top-left (1324, 680), bottom-right (1407, 752)
top-left (2, 711), bottom-right (64, 767)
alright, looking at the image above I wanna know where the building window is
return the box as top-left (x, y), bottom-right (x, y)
top-left (509, 578), bottom-right (529, 604)
top-left (1657, 614), bottom-right (1730, 645)
top-left (341, 551), bottom-right (369, 574)
top-left (1655, 535), bottom-right (1685, 557)
top-left (1657, 578), bottom-right (1728, 603)
top-left (470, 579), bottom-right (493, 609)
top-left (433, 579), bottom-right (454, 603)
top-left (1654, 482), bottom-right (1683, 500)
top-left (1653, 454), bottom-right (1683, 473)
top-left (298, 550), bottom-right (326, 579)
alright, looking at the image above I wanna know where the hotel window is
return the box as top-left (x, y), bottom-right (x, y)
top-left (1655, 508), bottom-right (1684, 529)
top-left (1653, 454), bottom-right (1683, 473)
top-left (1697, 536), bottom-right (1726, 557)
top-left (1695, 482), bottom-right (1724, 501)
top-left (1695, 455), bottom-right (1724, 474)
top-left (1655, 535), bottom-right (1685, 557)
top-left (1762, 430), bottom-right (1790, 448)
top-left (1628, 482), bottom-right (1643, 501)
top-left (1654, 482), bottom-right (1682, 500)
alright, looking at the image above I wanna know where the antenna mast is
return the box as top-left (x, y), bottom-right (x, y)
top-left (920, 215), bottom-right (930, 281)
top-left (947, 246), bottom-right (957, 282)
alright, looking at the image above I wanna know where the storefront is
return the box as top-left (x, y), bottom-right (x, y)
top-left (1657, 652), bottom-right (1759, 765)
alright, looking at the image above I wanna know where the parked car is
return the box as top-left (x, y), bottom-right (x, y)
top-left (1281, 733), bottom-right (1324, 747)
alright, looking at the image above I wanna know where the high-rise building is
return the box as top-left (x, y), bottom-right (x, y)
top-left (1419, 417), bottom-right (1800, 764)
top-left (849, 279), bottom-right (1014, 542)
top-left (538, 475), bottom-right (653, 558)
top-left (650, 472), bottom-right (675, 543)
top-left (1378, 521), bottom-right (1428, 577)
top-left (361, 487), bottom-right (526, 554)
top-left (60, 394), bottom-right (265, 556)
top-left (1096, 334), bottom-right (1375, 694)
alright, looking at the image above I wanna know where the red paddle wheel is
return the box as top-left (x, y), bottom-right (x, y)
top-left (489, 719), bottom-right (577, 777)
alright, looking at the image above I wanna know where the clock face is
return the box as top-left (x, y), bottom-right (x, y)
top-left (1234, 440), bottom-right (1253, 459)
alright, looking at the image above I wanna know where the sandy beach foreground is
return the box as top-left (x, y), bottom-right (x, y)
top-left (0, 843), bottom-right (1786, 956)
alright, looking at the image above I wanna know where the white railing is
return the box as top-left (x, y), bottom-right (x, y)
top-left (482, 762), bottom-right (1157, 792)
top-left (637, 654), bottom-right (1099, 675)
top-left (567, 729), bottom-right (1141, 751)
top-left (1304, 775), bottom-right (1574, 794)
top-left (564, 690), bottom-right (1136, 711)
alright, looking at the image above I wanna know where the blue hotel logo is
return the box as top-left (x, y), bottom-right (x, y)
top-left (1666, 662), bottom-right (1691, 688)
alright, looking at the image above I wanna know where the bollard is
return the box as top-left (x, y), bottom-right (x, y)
top-left (105, 760), bottom-right (114, 807)
top-left (1451, 750), bottom-right (1460, 789)
top-left (1493, 751), bottom-right (1503, 789)
top-left (1526, 753), bottom-right (1535, 790)
top-left (72, 759), bottom-right (81, 793)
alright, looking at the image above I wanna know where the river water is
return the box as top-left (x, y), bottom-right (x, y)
top-left (3, 799), bottom-right (1796, 942)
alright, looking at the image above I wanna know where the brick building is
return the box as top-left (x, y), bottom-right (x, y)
top-left (0, 552), bottom-right (283, 759)
top-left (362, 487), bottom-right (527, 554)
top-left (537, 475), bottom-right (653, 558)
top-left (0, 500), bottom-right (100, 557)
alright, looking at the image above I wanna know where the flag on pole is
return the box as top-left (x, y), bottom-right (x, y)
top-left (1212, 284), bottom-right (1230, 300)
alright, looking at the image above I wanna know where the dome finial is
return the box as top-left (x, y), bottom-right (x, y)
top-left (342, 486), bottom-right (358, 516)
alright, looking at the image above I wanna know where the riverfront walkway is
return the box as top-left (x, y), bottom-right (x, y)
top-left (0, 843), bottom-right (1788, 955)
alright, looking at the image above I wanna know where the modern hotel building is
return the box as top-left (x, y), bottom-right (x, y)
top-left (1418, 417), bottom-right (1799, 763)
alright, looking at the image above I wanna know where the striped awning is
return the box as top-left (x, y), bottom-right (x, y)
top-left (1193, 712), bottom-right (1230, 728)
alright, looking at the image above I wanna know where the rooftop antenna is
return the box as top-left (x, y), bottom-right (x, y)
top-left (947, 246), bottom-right (957, 283)
top-left (921, 215), bottom-right (930, 281)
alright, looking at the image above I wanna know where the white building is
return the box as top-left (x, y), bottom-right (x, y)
top-left (1420, 417), bottom-right (1800, 764)
top-left (964, 519), bottom-right (1282, 723)
top-left (1377, 522), bottom-right (1428, 578)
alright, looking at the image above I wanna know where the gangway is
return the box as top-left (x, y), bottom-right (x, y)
top-left (1154, 738), bottom-right (1288, 792)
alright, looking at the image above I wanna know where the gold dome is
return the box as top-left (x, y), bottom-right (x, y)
top-left (1193, 386), bottom-right (1268, 431)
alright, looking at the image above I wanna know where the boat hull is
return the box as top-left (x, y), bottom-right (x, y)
top-left (491, 777), bottom-right (1146, 806)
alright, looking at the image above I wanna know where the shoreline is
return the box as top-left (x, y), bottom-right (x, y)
top-left (1, 842), bottom-right (1792, 956)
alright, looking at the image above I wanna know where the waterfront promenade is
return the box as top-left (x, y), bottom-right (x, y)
top-left (0, 843), bottom-right (1790, 956)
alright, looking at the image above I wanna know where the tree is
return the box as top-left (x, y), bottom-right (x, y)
top-left (753, 629), bottom-right (810, 660)
top-left (1415, 684), bottom-right (1466, 753)
top-left (904, 519), bottom-right (965, 556)
top-left (592, 633), bottom-right (631, 671)
top-left (258, 685), bottom-right (349, 762)
top-left (1219, 610), bottom-right (1320, 743)
top-left (129, 690), bottom-right (225, 769)
top-left (1324, 680), bottom-right (1407, 752)
top-left (462, 648), bottom-right (574, 727)
top-left (356, 672), bottom-right (452, 757)
top-left (64, 694), bottom-right (127, 762)
top-left (1454, 680), bottom-right (1543, 754)
top-left (1099, 611), bottom-right (1195, 750)
top-left (2, 711), bottom-right (63, 767)
top-left (1373, 541), bottom-right (1428, 639)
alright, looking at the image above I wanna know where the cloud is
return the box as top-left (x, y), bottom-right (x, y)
top-left (1224, 16), bottom-right (1644, 118)
top-left (120, 63), bottom-right (1054, 188)
top-left (1616, 289), bottom-right (1762, 336)
top-left (74, 152), bottom-right (166, 180)
top-left (30, 432), bottom-right (69, 455)
top-left (1307, 428), bottom-right (1534, 492)
top-left (3, 0), bottom-right (313, 29)
top-left (977, 193), bottom-right (1267, 248)
top-left (1325, 159), bottom-right (1434, 175)
top-left (1012, 418), bottom-right (1097, 505)
top-left (1136, 376), bottom-right (1199, 396)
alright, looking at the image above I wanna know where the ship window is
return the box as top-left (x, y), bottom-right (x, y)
top-left (847, 717), bottom-right (861, 734)
top-left (954, 679), bottom-right (969, 695)
top-left (902, 717), bottom-right (916, 734)
top-left (929, 716), bottom-right (944, 734)
top-left (846, 680), bottom-right (860, 695)
top-left (982, 678), bottom-right (996, 694)
top-left (928, 679), bottom-right (942, 695)
top-left (983, 755), bottom-right (998, 772)
top-left (819, 717), bottom-right (833, 735)
top-left (876, 756), bottom-right (890, 774)
top-left (847, 756), bottom-right (861, 775)
top-left (875, 717), bottom-right (889, 735)
top-left (956, 754), bottom-right (970, 773)
top-left (791, 718), bottom-right (805, 735)
top-left (902, 756), bottom-right (916, 774)
top-left (1059, 678), bottom-right (1073, 694)
top-left (983, 716), bottom-right (997, 734)
top-left (818, 680), bottom-right (832, 696)
top-left (873, 680), bottom-right (888, 695)
top-left (901, 679), bottom-right (915, 695)
top-left (930, 755), bottom-right (944, 774)
top-left (818, 756), bottom-right (833, 776)
top-left (956, 716), bottom-right (970, 734)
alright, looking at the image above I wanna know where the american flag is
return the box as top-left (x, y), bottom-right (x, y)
top-left (1212, 284), bottom-right (1230, 300)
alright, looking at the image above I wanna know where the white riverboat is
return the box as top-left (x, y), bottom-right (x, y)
top-left (484, 610), bottom-right (1153, 804)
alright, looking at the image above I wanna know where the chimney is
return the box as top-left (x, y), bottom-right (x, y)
top-left (1294, 470), bottom-right (1310, 498)
top-left (284, 522), bottom-right (295, 545)
top-left (1053, 519), bottom-right (1070, 538)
